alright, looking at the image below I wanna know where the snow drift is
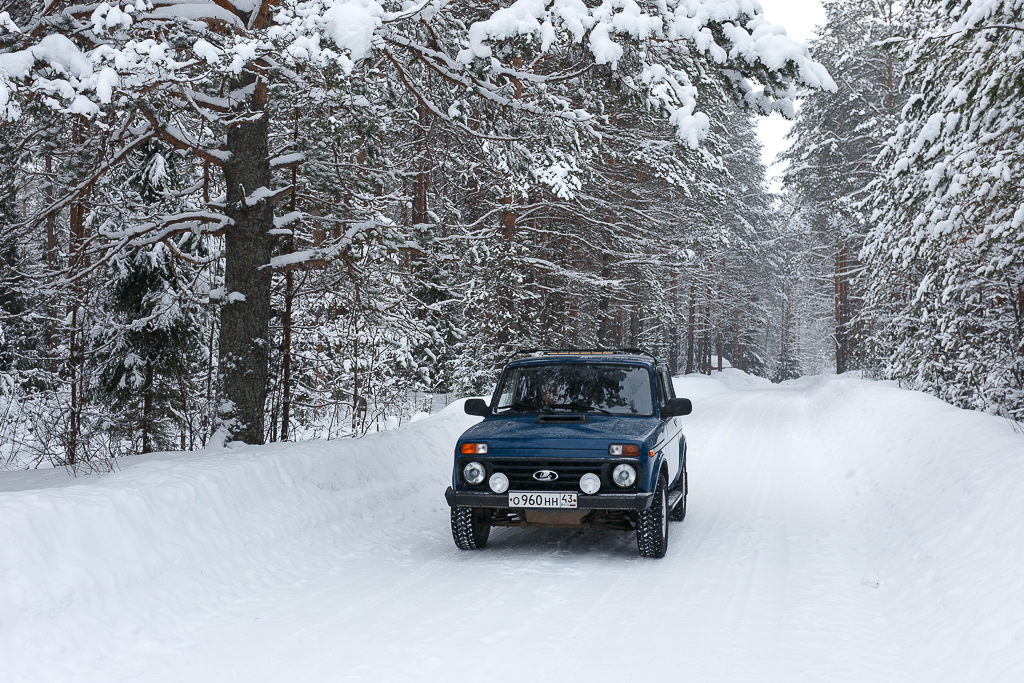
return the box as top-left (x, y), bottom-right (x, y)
top-left (0, 402), bottom-right (478, 681)
top-left (1, 374), bottom-right (1022, 682)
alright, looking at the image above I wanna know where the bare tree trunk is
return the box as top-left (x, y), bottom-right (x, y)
top-left (179, 371), bottom-right (189, 450)
top-left (597, 251), bottom-right (612, 345)
top-left (65, 121), bottom-right (89, 465)
top-left (669, 273), bottom-right (680, 374)
top-left (141, 361), bottom-right (154, 453)
top-left (218, 82), bottom-right (275, 445)
top-left (685, 282), bottom-right (695, 374)
top-left (834, 239), bottom-right (851, 374)
top-left (413, 105), bottom-right (430, 226)
top-left (281, 267), bottom-right (293, 442)
top-left (280, 108), bottom-right (301, 443)
top-left (45, 154), bottom-right (58, 375)
top-left (733, 321), bottom-right (744, 372)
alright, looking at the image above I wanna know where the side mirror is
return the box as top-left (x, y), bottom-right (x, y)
top-left (662, 397), bottom-right (692, 418)
top-left (464, 398), bottom-right (490, 417)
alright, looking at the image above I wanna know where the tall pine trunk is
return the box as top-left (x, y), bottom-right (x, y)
top-left (685, 282), bottom-right (695, 374)
top-left (218, 96), bottom-right (275, 444)
top-left (141, 361), bottom-right (154, 453)
top-left (834, 239), bottom-right (851, 374)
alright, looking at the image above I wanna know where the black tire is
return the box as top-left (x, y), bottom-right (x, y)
top-left (637, 474), bottom-right (669, 558)
top-left (669, 464), bottom-right (687, 522)
top-left (451, 506), bottom-right (491, 550)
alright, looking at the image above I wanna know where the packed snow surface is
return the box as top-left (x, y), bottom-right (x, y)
top-left (2, 372), bottom-right (1023, 681)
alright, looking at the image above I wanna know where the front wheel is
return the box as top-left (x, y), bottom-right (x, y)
top-left (636, 475), bottom-right (669, 558)
top-left (451, 506), bottom-right (491, 550)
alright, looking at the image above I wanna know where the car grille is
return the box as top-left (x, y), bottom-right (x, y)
top-left (459, 457), bottom-right (639, 492)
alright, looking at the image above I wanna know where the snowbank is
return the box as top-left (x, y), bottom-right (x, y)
top-left (672, 366), bottom-right (771, 400)
top-left (795, 375), bottom-right (1024, 680)
top-left (2, 375), bottom-right (1023, 681)
top-left (677, 371), bottom-right (1024, 681)
top-left (0, 401), bottom-right (479, 681)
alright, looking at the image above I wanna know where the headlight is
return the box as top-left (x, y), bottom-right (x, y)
top-left (463, 461), bottom-right (486, 485)
top-left (580, 472), bottom-right (601, 494)
top-left (609, 443), bottom-right (640, 457)
top-left (612, 463), bottom-right (636, 488)
top-left (489, 472), bottom-right (509, 493)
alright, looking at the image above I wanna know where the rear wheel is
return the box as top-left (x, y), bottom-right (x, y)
top-left (637, 474), bottom-right (669, 558)
top-left (451, 507), bottom-right (491, 550)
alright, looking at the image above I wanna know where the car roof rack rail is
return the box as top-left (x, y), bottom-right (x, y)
top-left (514, 348), bottom-right (657, 360)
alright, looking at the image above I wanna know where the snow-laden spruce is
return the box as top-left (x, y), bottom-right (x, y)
top-left (862, 0), bottom-right (1024, 419)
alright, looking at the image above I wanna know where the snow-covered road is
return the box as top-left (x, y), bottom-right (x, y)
top-left (2, 372), bottom-right (1023, 682)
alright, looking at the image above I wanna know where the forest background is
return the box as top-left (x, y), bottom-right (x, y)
top-left (0, 0), bottom-right (1021, 470)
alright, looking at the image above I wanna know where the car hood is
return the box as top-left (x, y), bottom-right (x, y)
top-left (459, 415), bottom-right (661, 452)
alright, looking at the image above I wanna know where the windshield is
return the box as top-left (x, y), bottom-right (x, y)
top-left (493, 363), bottom-right (655, 416)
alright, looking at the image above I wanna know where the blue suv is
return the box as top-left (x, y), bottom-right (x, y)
top-left (444, 349), bottom-right (692, 558)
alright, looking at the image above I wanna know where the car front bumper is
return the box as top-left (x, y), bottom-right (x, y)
top-left (444, 487), bottom-right (655, 511)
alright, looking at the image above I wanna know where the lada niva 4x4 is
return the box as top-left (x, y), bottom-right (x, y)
top-left (444, 349), bottom-right (692, 558)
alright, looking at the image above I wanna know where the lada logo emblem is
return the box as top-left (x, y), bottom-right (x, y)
top-left (533, 470), bottom-right (558, 481)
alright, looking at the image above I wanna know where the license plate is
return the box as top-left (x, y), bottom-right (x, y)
top-left (508, 491), bottom-right (578, 509)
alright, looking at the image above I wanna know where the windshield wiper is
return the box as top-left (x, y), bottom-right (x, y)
top-left (495, 401), bottom-right (544, 414)
top-left (543, 402), bottom-right (613, 415)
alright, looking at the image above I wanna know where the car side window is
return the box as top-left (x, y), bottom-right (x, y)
top-left (655, 369), bottom-right (667, 408)
top-left (661, 368), bottom-right (676, 400)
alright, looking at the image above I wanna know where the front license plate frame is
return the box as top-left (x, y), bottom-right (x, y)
top-left (508, 491), bottom-right (578, 509)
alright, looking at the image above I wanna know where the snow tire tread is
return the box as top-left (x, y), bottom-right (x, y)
top-left (451, 506), bottom-right (490, 550)
top-left (637, 474), bottom-right (669, 558)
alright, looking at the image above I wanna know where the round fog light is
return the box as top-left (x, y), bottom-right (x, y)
top-left (489, 472), bottom-right (509, 494)
top-left (580, 472), bottom-right (601, 494)
top-left (463, 461), bottom-right (485, 485)
top-left (612, 463), bottom-right (636, 488)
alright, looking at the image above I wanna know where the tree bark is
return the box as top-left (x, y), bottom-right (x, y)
top-left (65, 120), bottom-right (90, 465)
top-left (685, 283), bottom-right (695, 374)
top-left (218, 98), bottom-right (275, 444)
top-left (45, 154), bottom-right (58, 375)
top-left (834, 239), bottom-right (851, 374)
top-left (141, 361), bottom-right (154, 453)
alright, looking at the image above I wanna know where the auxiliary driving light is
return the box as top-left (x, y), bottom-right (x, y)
top-left (580, 472), bottom-right (601, 494)
top-left (463, 461), bottom-right (486, 485)
top-left (612, 463), bottom-right (636, 488)
top-left (489, 472), bottom-right (509, 494)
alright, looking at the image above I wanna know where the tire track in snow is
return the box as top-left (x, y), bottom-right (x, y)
top-left (673, 382), bottom-right (910, 681)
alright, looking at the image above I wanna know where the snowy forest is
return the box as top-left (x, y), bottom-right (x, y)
top-left (0, 0), bottom-right (1021, 469)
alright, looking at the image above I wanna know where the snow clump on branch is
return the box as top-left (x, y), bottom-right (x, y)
top-left (457, 0), bottom-right (835, 144)
top-left (270, 0), bottom-right (384, 73)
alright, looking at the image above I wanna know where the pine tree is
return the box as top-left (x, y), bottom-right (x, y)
top-left (863, 0), bottom-right (1024, 418)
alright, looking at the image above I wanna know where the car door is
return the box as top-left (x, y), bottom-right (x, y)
top-left (654, 365), bottom-right (683, 484)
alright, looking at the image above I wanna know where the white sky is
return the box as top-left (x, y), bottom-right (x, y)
top-left (753, 0), bottom-right (827, 187)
